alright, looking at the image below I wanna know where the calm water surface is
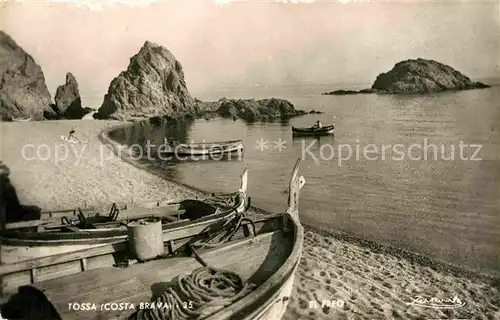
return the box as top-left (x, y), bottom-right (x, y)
top-left (109, 84), bottom-right (500, 276)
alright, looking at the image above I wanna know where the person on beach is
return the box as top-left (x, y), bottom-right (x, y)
top-left (67, 129), bottom-right (80, 143)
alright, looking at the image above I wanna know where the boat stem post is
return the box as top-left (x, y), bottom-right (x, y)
top-left (239, 168), bottom-right (248, 193)
top-left (286, 159), bottom-right (305, 225)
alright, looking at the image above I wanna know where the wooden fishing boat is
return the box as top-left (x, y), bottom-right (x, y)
top-left (4, 202), bottom-right (129, 231)
top-left (292, 124), bottom-right (335, 136)
top-left (0, 169), bottom-right (249, 265)
top-left (0, 159), bottom-right (305, 320)
top-left (161, 139), bottom-right (244, 158)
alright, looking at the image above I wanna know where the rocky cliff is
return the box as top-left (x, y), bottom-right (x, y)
top-left (323, 58), bottom-right (490, 95)
top-left (0, 30), bottom-right (57, 120)
top-left (95, 41), bottom-right (196, 121)
top-left (51, 72), bottom-right (87, 119)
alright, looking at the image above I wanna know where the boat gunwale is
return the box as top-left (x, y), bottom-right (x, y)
top-left (168, 139), bottom-right (243, 147)
top-left (291, 124), bottom-right (335, 132)
top-left (161, 145), bottom-right (244, 156)
top-left (0, 191), bottom-right (246, 245)
top-left (160, 140), bottom-right (245, 156)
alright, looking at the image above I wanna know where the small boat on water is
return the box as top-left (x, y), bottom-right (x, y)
top-left (161, 138), bottom-right (244, 159)
top-left (292, 124), bottom-right (335, 136)
top-left (11, 117), bottom-right (31, 122)
top-left (0, 160), bottom-right (305, 320)
top-left (0, 169), bottom-right (249, 267)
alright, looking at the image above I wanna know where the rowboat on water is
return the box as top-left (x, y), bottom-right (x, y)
top-left (11, 117), bottom-right (31, 122)
top-left (292, 124), bottom-right (335, 136)
top-left (0, 169), bottom-right (249, 266)
top-left (161, 138), bottom-right (244, 158)
top-left (0, 159), bottom-right (305, 320)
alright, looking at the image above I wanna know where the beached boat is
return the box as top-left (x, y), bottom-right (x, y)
top-left (0, 159), bottom-right (305, 320)
top-left (161, 139), bottom-right (244, 158)
top-left (292, 124), bottom-right (335, 136)
top-left (0, 169), bottom-right (249, 265)
top-left (4, 202), bottom-right (131, 231)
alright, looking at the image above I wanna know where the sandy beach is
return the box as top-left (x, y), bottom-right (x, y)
top-left (0, 120), bottom-right (201, 209)
top-left (285, 230), bottom-right (500, 320)
top-left (1, 120), bottom-right (499, 319)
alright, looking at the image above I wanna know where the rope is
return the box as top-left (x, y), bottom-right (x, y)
top-left (201, 195), bottom-right (235, 208)
top-left (128, 266), bottom-right (254, 320)
top-left (127, 201), bottom-right (256, 320)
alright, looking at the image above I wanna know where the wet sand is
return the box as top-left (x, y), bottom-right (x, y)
top-left (1, 120), bottom-right (499, 319)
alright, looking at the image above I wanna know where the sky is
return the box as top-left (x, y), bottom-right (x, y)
top-left (0, 0), bottom-right (499, 103)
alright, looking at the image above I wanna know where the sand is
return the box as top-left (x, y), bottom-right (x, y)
top-left (1, 120), bottom-right (499, 319)
top-left (285, 230), bottom-right (500, 320)
top-left (0, 120), bottom-right (201, 209)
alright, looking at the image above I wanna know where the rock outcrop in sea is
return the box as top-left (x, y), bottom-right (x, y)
top-left (51, 72), bottom-right (87, 119)
top-left (0, 30), bottom-right (57, 120)
top-left (196, 98), bottom-right (307, 122)
top-left (323, 58), bottom-right (490, 95)
top-left (95, 41), bottom-right (196, 121)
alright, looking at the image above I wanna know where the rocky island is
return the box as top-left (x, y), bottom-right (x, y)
top-left (323, 58), bottom-right (490, 95)
top-left (196, 97), bottom-right (308, 122)
top-left (94, 41), bottom-right (308, 122)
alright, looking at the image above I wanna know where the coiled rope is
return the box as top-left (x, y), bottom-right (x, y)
top-left (128, 199), bottom-right (257, 320)
top-left (128, 267), bottom-right (254, 320)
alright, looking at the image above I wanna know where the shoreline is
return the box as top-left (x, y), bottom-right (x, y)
top-left (99, 122), bottom-right (500, 284)
top-left (97, 122), bottom-right (272, 216)
top-left (1, 120), bottom-right (499, 319)
top-left (307, 225), bottom-right (500, 286)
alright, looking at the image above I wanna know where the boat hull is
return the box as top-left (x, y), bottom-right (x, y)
top-left (292, 124), bottom-right (335, 136)
top-left (160, 140), bottom-right (244, 158)
top-left (249, 261), bottom-right (298, 320)
top-left (0, 191), bottom-right (247, 263)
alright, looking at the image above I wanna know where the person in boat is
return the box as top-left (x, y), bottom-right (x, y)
top-left (312, 120), bottom-right (322, 130)
top-left (164, 138), bottom-right (178, 145)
